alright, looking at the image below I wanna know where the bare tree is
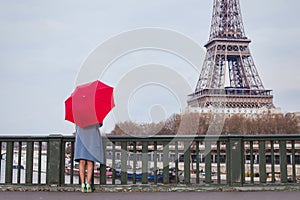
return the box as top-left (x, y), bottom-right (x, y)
top-left (110, 113), bottom-right (300, 135)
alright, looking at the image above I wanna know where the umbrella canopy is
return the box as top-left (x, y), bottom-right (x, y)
top-left (65, 80), bottom-right (114, 128)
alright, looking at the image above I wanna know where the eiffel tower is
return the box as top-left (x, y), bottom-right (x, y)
top-left (188, 0), bottom-right (277, 114)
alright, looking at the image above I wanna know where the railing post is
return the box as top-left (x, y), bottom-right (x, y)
top-left (216, 141), bottom-right (221, 184)
top-left (25, 141), bottom-right (34, 184)
top-left (174, 141), bottom-right (179, 184)
top-left (226, 140), bottom-right (231, 184)
top-left (47, 134), bottom-right (63, 186)
top-left (291, 140), bottom-right (296, 183)
top-left (279, 140), bottom-right (287, 183)
top-left (259, 140), bottom-right (266, 183)
top-left (153, 141), bottom-right (158, 184)
top-left (100, 140), bottom-right (107, 185)
top-left (196, 140), bottom-right (200, 184)
top-left (111, 141), bottom-right (116, 185)
top-left (205, 140), bottom-right (212, 184)
top-left (121, 141), bottom-right (128, 184)
top-left (142, 141), bottom-right (148, 184)
top-left (228, 136), bottom-right (243, 185)
top-left (184, 140), bottom-right (191, 184)
top-left (132, 141), bottom-right (137, 184)
top-left (5, 141), bottom-right (13, 184)
top-left (163, 141), bottom-right (170, 184)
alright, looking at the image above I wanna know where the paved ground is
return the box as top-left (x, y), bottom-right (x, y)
top-left (0, 191), bottom-right (300, 200)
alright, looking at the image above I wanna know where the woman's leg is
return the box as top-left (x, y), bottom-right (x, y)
top-left (86, 161), bottom-right (94, 192)
top-left (86, 160), bottom-right (94, 185)
top-left (79, 159), bottom-right (87, 185)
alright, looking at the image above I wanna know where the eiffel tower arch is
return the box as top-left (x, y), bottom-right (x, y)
top-left (187, 0), bottom-right (280, 115)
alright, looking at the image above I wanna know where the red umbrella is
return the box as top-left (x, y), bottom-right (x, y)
top-left (65, 80), bottom-right (115, 128)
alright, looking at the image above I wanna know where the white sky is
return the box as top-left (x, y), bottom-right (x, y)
top-left (0, 0), bottom-right (299, 135)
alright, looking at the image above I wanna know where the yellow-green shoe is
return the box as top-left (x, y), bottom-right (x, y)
top-left (86, 184), bottom-right (92, 193)
top-left (81, 183), bottom-right (86, 193)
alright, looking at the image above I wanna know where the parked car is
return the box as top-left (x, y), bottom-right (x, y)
top-left (116, 168), bottom-right (176, 181)
top-left (178, 170), bottom-right (215, 183)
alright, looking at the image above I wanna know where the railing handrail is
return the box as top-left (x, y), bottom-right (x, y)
top-left (105, 134), bottom-right (300, 139)
top-left (0, 133), bottom-right (299, 139)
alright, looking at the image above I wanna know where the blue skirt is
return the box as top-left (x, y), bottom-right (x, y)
top-left (74, 125), bottom-right (104, 164)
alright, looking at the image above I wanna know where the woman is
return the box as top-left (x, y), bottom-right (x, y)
top-left (74, 124), bottom-right (104, 193)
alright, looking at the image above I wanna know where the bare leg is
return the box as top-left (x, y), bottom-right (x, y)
top-left (79, 160), bottom-right (87, 185)
top-left (86, 160), bottom-right (94, 185)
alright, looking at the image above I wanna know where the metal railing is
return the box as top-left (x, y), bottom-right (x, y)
top-left (1, 134), bottom-right (300, 187)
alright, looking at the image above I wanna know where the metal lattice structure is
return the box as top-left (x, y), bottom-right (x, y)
top-left (188, 0), bottom-right (275, 110)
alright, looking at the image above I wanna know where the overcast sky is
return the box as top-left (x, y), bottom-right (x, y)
top-left (0, 0), bottom-right (299, 136)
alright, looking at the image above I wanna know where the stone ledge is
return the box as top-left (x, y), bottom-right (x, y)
top-left (1, 184), bottom-right (300, 192)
